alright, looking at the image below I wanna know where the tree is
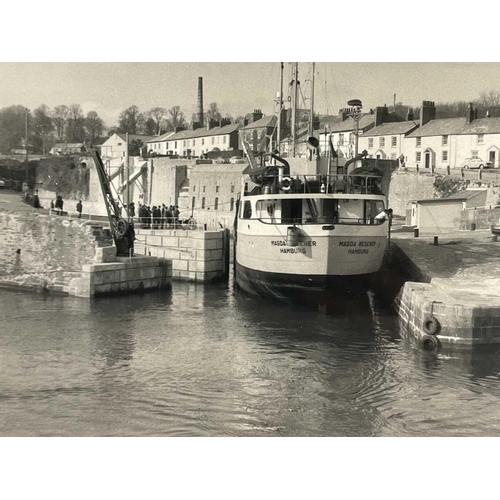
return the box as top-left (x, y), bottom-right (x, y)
top-left (52, 105), bottom-right (69, 141)
top-left (118, 105), bottom-right (145, 134)
top-left (206, 102), bottom-right (222, 124)
top-left (0, 105), bottom-right (29, 153)
top-left (479, 90), bottom-right (500, 108)
top-left (168, 105), bottom-right (186, 131)
top-left (85, 111), bottom-right (104, 142)
top-left (148, 107), bottom-right (168, 135)
top-left (32, 104), bottom-right (54, 154)
top-left (66, 104), bottom-right (85, 142)
top-left (129, 138), bottom-right (144, 156)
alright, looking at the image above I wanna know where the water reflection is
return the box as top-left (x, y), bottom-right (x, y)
top-left (1, 282), bottom-right (500, 436)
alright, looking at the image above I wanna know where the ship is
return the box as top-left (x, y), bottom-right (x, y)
top-left (233, 63), bottom-right (391, 304)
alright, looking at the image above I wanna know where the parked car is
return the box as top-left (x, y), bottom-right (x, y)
top-left (229, 156), bottom-right (245, 164)
top-left (0, 179), bottom-right (5, 188)
top-left (462, 157), bottom-right (493, 169)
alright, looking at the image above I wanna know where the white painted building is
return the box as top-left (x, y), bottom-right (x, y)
top-left (101, 133), bottom-right (156, 159)
top-left (359, 120), bottom-right (419, 161)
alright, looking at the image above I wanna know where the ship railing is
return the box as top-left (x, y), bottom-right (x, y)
top-left (246, 173), bottom-right (384, 196)
top-left (255, 216), bottom-right (387, 226)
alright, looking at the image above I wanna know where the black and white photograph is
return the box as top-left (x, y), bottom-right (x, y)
top-left (1, 3), bottom-right (499, 498)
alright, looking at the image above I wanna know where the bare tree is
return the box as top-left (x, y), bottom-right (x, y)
top-left (52, 105), bottom-right (69, 141)
top-left (67, 104), bottom-right (85, 142)
top-left (206, 102), bottom-right (222, 124)
top-left (118, 105), bottom-right (145, 134)
top-left (33, 104), bottom-right (54, 154)
top-left (148, 107), bottom-right (168, 135)
top-left (168, 106), bottom-right (186, 131)
top-left (85, 111), bottom-right (105, 142)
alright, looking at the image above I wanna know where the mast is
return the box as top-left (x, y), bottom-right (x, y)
top-left (277, 62), bottom-right (284, 155)
top-left (291, 62), bottom-right (298, 158)
top-left (309, 62), bottom-right (315, 137)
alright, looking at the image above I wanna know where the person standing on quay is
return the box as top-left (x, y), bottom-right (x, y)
top-left (76, 200), bottom-right (83, 218)
top-left (33, 190), bottom-right (42, 209)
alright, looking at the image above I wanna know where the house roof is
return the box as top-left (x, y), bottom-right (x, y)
top-left (147, 131), bottom-right (175, 143)
top-left (446, 189), bottom-right (487, 200)
top-left (151, 123), bottom-right (241, 143)
top-left (328, 114), bottom-right (375, 133)
top-left (243, 115), bottom-right (277, 130)
top-left (115, 133), bottom-right (156, 144)
top-left (407, 118), bottom-right (465, 138)
top-left (363, 120), bottom-right (419, 137)
top-left (457, 117), bottom-right (500, 135)
top-left (415, 190), bottom-right (486, 203)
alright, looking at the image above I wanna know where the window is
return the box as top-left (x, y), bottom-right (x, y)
top-left (478, 134), bottom-right (484, 144)
top-left (203, 186), bottom-right (206, 193)
top-left (216, 185), bottom-right (219, 193)
top-left (380, 137), bottom-right (385, 147)
top-left (368, 138), bottom-right (374, 148)
top-left (472, 150), bottom-right (479, 157)
top-left (192, 197), bottom-right (196, 208)
top-left (349, 132), bottom-right (355, 144)
top-left (442, 151), bottom-right (448, 162)
top-left (231, 185), bottom-right (235, 193)
top-left (416, 152), bottom-right (422, 162)
top-left (193, 185), bottom-right (196, 192)
top-left (175, 141), bottom-right (177, 148)
top-left (230, 198), bottom-right (234, 211)
top-left (442, 135), bottom-right (448, 146)
top-left (223, 136), bottom-right (226, 144)
top-left (211, 137), bottom-right (214, 144)
top-left (242, 200), bottom-right (252, 219)
top-left (214, 197), bottom-right (219, 210)
top-left (339, 133), bottom-right (344, 144)
top-left (391, 153), bottom-right (397, 159)
top-left (117, 142), bottom-right (122, 146)
top-left (391, 136), bottom-right (397, 147)
top-left (416, 137), bottom-right (421, 147)
top-left (202, 197), bottom-right (206, 209)
top-left (202, 139), bottom-right (204, 145)
top-left (193, 140), bottom-right (195, 146)
top-left (166, 142), bottom-right (169, 149)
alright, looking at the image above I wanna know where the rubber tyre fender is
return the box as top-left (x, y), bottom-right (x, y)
top-left (423, 314), bottom-right (441, 335)
top-left (419, 334), bottom-right (440, 351)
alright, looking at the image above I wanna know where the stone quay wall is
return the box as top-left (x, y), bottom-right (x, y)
top-left (460, 207), bottom-right (500, 230)
top-left (135, 228), bottom-right (228, 283)
top-left (73, 256), bottom-right (172, 297)
top-left (0, 210), bottom-right (113, 292)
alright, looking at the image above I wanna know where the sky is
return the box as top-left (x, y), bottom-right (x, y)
top-left (1, 62), bottom-right (500, 129)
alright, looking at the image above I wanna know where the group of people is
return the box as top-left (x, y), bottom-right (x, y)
top-left (138, 203), bottom-right (180, 229)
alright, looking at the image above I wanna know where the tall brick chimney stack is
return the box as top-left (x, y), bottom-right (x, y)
top-left (420, 101), bottom-right (436, 126)
top-left (196, 77), bottom-right (204, 126)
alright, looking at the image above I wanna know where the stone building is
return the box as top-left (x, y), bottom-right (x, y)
top-left (101, 133), bottom-right (155, 159)
top-left (178, 163), bottom-right (246, 228)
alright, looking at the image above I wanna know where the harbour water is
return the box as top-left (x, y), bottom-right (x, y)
top-left (2, 278), bottom-right (500, 437)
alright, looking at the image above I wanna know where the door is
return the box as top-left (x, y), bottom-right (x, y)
top-left (489, 150), bottom-right (496, 167)
top-left (425, 152), bottom-right (431, 168)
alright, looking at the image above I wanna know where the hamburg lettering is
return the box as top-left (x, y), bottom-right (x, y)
top-left (280, 248), bottom-right (306, 254)
top-left (339, 240), bottom-right (376, 247)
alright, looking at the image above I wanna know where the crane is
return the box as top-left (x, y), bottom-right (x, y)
top-left (86, 147), bottom-right (135, 256)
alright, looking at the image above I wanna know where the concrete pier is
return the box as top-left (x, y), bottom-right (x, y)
top-left (387, 229), bottom-right (500, 347)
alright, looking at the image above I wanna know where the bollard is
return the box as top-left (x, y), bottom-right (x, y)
top-left (478, 169), bottom-right (483, 180)
top-left (434, 236), bottom-right (439, 245)
top-left (447, 165), bottom-right (450, 175)
top-left (471, 222), bottom-right (476, 231)
top-left (461, 168), bottom-right (465, 178)
top-left (414, 228), bottom-right (419, 237)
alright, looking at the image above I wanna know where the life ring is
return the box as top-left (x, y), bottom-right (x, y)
top-left (280, 176), bottom-right (293, 191)
top-left (423, 314), bottom-right (441, 335)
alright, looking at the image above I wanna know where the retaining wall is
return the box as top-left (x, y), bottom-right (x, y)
top-left (73, 256), bottom-right (172, 297)
top-left (0, 210), bottom-right (112, 289)
top-left (135, 228), bottom-right (228, 282)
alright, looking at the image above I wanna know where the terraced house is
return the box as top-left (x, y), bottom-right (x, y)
top-left (405, 102), bottom-right (500, 169)
top-left (146, 119), bottom-right (240, 158)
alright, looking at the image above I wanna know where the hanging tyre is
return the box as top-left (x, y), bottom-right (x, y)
top-left (419, 334), bottom-right (440, 351)
top-left (423, 314), bottom-right (441, 335)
